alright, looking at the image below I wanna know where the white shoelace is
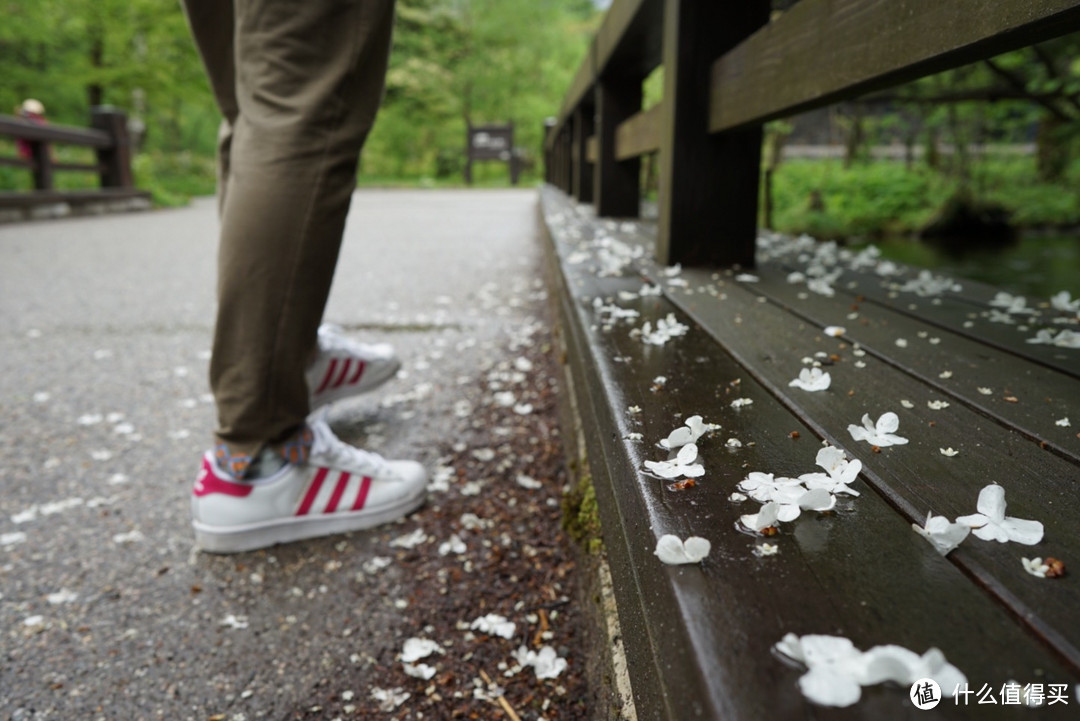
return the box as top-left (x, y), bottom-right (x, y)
top-left (309, 417), bottom-right (390, 477)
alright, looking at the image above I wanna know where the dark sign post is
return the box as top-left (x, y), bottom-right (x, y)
top-left (465, 123), bottom-right (520, 185)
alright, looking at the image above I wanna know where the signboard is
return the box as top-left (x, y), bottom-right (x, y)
top-left (465, 123), bottom-right (520, 184)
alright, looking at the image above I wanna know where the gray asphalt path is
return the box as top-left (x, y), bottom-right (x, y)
top-left (0, 189), bottom-right (548, 720)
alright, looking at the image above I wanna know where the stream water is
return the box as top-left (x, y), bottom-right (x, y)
top-left (859, 231), bottom-right (1080, 299)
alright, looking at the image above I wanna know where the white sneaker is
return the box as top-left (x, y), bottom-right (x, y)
top-left (307, 324), bottom-right (401, 409)
top-left (192, 417), bottom-right (426, 553)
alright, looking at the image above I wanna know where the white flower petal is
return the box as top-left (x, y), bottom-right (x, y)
top-left (1000, 517), bottom-right (1044, 546)
top-left (975, 485), bottom-right (1006, 521)
top-left (774, 633), bottom-right (805, 664)
top-left (654, 534), bottom-right (710, 564)
top-left (777, 503), bottom-right (802, 523)
top-left (661, 427), bottom-right (694, 450)
top-left (741, 502), bottom-right (780, 531)
top-left (643, 460), bottom-right (681, 479)
top-left (470, 614), bottom-right (516, 639)
top-left (859, 645), bottom-right (922, 686)
top-left (913, 513), bottom-right (970, 555)
top-left (1022, 557), bottom-right (1048, 578)
top-left (876, 412), bottom-right (900, 434)
top-left (971, 523), bottom-right (1011, 543)
top-left (799, 488), bottom-right (836, 512)
top-left (798, 667), bottom-right (863, 707)
top-left (682, 536), bottom-right (711, 563)
top-left (955, 512), bottom-right (987, 529)
top-left (401, 638), bottom-right (443, 663)
top-left (676, 443), bottom-right (699, 465)
top-left (532, 646), bottom-right (568, 679)
top-left (800, 635), bottom-right (862, 668)
top-left (403, 663), bottom-right (437, 680)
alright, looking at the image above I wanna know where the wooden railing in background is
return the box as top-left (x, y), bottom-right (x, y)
top-left (0, 106), bottom-right (137, 193)
top-left (544, 0), bottom-right (1080, 267)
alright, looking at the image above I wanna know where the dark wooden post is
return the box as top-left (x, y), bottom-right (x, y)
top-left (464, 123), bottom-right (474, 185)
top-left (91, 106), bottom-right (134, 188)
top-left (507, 121), bottom-right (519, 185)
top-left (593, 71), bottom-right (641, 218)
top-left (559, 128), bottom-right (572, 193)
top-left (29, 139), bottom-right (53, 191)
top-left (655, 0), bottom-right (769, 266)
top-left (543, 118), bottom-right (556, 184)
top-left (572, 104), bottom-right (594, 203)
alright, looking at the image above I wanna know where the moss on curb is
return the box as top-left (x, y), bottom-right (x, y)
top-left (562, 464), bottom-right (603, 555)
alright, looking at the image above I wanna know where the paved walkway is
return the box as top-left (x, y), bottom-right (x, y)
top-left (0, 190), bottom-right (578, 719)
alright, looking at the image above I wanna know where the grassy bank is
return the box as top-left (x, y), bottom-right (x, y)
top-left (767, 155), bottom-right (1080, 240)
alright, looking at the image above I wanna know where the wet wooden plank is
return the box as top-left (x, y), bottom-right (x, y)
top-left (541, 186), bottom-right (1080, 718)
top-left (643, 267), bottom-right (1080, 673)
top-left (759, 247), bottom-right (1080, 381)
top-left (744, 263), bottom-right (1079, 460)
top-left (710, 0), bottom-right (1080, 132)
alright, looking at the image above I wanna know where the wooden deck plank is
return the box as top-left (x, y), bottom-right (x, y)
top-left (541, 186), bottom-right (1080, 718)
top-left (756, 242), bottom-right (1080, 381)
top-left (744, 263), bottom-right (1079, 461)
top-left (651, 267), bottom-right (1080, 672)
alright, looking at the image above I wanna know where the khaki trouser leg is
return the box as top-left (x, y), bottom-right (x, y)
top-left (182, 0), bottom-right (395, 462)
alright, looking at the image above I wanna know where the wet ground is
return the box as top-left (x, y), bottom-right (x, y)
top-left (0, 190), bottom-right (591, 720)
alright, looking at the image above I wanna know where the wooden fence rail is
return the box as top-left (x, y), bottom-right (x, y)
top-left (544, 0), bottom-right (1080, 267)
top-left (0, 106), bottom-right (150, 222)
top-left (0, 106), bottom-right (136, 192)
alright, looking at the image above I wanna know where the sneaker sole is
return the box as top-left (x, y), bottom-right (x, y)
top-left (193, 491), bottom-right (425, 554)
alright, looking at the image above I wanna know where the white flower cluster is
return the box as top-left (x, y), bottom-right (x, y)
top-left (774, 633), bottom-right (966, 708)
top-left (632, 313), bottom-right (690, 346)
top-left (913, 484), bottom-right (1043, 556)
top-left (737, 446), bottom-right (861, 532)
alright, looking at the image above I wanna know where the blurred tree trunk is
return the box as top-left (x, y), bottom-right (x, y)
top-left (1036, 114), bottom-right (1068, 181)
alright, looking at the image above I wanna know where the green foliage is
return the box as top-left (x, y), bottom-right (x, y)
top-left (362, 0), bottom-right (600, 183)
top-left (769, 160), bottom-right (941, 238)
top-left (768, 155), bottom-right (1080, 239)
top-left (132, 150), bottom-right (216, 207)
top-left (0, 0), bottom-right (218, 152)
top-left (1, 0), bottom-right (597, 201)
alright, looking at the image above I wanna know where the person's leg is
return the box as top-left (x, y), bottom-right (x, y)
top-left (190, 0), bottom-right (397, 475)
top-left (184, 0), bottom-right (425, 553)
top-left (180, 0), bottom-right (238, 216)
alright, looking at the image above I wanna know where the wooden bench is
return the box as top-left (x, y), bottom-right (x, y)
top-left (542, 186), bottom-right (1080, 718)
top-left (0, 107), bottom-right (150, 223)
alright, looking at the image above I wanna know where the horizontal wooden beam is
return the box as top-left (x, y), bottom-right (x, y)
top-left (550, 0), bottom-right (664, 147)
top-left (0, 156), bottom-right (32, 169)
top-left (710, 0), bottom-right (1080, 133)
top-left (556, 50), bottom-right (597, 131)
top-left (614, 102), bottom-right (661, 160)
top-left (0, 117), bottom-right (112, 148)
top-left (52, 162), bottom-right (105, 173)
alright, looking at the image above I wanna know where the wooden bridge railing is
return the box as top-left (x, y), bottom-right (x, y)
top-left (0, 106), bottom-right (137, 194)
top-left (544, 0), bottom-right (1080, 267)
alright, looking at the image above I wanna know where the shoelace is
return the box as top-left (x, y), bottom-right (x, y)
top-left (309, 418), bottom-right (390, 477)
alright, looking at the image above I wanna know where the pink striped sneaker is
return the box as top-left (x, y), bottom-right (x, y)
top-left (307, 324), bottom-right (401, 409)
top-left (191, 418), bottom-right (426, 553)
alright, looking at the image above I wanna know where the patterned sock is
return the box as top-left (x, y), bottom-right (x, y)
top-left (278, 424), bottom-right (314, 465)
top-left (214, 425), bottom-right (314, 480)
top-left (214, 444), bottom-right (254, 480)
